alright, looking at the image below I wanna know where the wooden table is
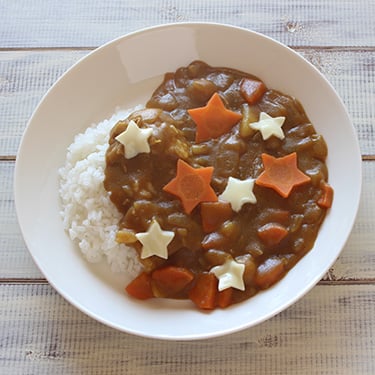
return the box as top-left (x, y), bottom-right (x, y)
top-left (1, 1), bottom-right (374, 373)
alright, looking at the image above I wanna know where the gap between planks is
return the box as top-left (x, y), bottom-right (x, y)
top-left (0, 46), bottom-right (95, 52)
top-left (0, 156), bottom-right (16, 161)
top-left (1, 46), bottom-right (375, 52)
top-left (1, 278), bottom-right (375, 285)
top-left (2, 155), bottom-right (375, 161)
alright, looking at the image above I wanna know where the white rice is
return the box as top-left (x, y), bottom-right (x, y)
top-left (58, 107), bottom-right (143, 278)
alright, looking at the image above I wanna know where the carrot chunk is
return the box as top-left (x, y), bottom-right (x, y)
top-left (188, 92), bottom-right (242, 143)
top-left (259, 208), bottom-right (290, 226)
top-left (240, 78), bottom-right (267, 104)
top-left (254, 258), bottom-right (285, 289)
top-left (317, 181), bottom-right (334, 208)
top-left (125, 272), bottom-right (154, 300)
top-left (200, 201), bottom-right (233, 233)
top-left (257, 222), bottom-right (288, 247)
top-left (217, 287), bottom-right (233, 308)
top-left (256, 152), bottom-right (311, 198)
top-left (189, 273), bottom-right (218, 310)
top-left (163, 159), bottom-right (218, 214)
top-left (201, 232), bottom-right (230, 250)
top-left (151, 266), bottom-right (194, 297)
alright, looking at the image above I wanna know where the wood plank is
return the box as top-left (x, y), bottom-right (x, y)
top-left (0, 50), bottom-right (87, 157)
top-left (329, 158), bottom-right (375, 280)
top-left (1, 0), bottom-right (375, 48)
top-left (299, 48), bottom-right (375, 156)
top-left (1, 159), bottom-right (374, 280)
top-left (0, 161), bottom-right (44, 279)
top-left (1, 48), bottom-right (375, 157)
top-left (0, 283), bottom-right (374, 374)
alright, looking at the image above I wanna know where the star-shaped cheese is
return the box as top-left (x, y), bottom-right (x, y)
top-left (135, 219), bottom-right (175, 259)
top-left (210, 259), bottom-right (245, 291)
top-left (250, 112), bottom-right (286, 140)
top-left (115, 119), bottom-right (153, 159)
top-left (188, 92), bottom-right (242, 143)
top-left (218, 177), bottom-right (256, 212)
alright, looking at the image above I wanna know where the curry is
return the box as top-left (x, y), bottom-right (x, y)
top-left (104, 61), bottom-right (333, 309)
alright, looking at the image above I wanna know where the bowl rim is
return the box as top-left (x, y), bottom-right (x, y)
top-left (14, 22), bottom-right (362, 340)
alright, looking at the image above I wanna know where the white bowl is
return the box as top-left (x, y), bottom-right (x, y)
top-left (14, 23), bottom-right (361, 340)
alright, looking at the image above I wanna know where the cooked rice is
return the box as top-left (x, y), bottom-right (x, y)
top-left (58, 107), bottom-right (143, 278)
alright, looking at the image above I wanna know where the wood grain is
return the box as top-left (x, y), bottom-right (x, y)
top-left (1, 2), bottom-right (375, 373)
top-left (0, 161), bottom-right (44, 279)
top-left (1, 48), bottom-right (374, 157)
top-left (0, 283), bottom-right (374, 374)
top-left (1, 0), bottom-right (375, 48)
top-left (0, 50), bottom-right (87, 157)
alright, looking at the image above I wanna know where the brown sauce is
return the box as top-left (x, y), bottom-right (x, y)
top-left (104, 61), bottom-right (331, 308)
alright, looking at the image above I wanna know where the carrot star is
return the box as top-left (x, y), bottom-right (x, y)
top-left (256, 152), bottom-right (311, 198)
top-left (163, 159), bottom-right (218, 214)
top-left (188, 92), bottom-right (242, 143)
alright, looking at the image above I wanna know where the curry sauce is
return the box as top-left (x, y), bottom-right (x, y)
top-left (104, 61), bottom-right (332, 308)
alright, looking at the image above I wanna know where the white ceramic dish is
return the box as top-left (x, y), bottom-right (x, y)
top-left (14, 23), bottom-right (361, 340)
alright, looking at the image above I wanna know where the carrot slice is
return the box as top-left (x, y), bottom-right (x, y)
top-left (240, 78), bottom-right (267, 104)
top-left (200, 201), bottom-right (233, 233)
top-left (163, 159), bottom-right (218, 214)
top-left (257, 222), bottom-right (288, 247)
top-left (217, 287), bottom-right (233, 308)
top-left (254, 257), bottom-right (285, 289)
top-left (151, 266), bottom-right (194, 297)
top-left (317, 181), bottom-right (334, 208)
top-left (189, 273), bottom-right (218, 310)
top-left (125, 272), bottom-right (154, 300)
top-left (188, 92), bottom-right (242, 143)
top-left (256, 152), bottom-right (311, 198)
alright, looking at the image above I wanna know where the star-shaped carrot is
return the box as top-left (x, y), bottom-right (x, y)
top-left (188, 92), bottom-right (242, 143)
top-left (163, 159), bottom-right (218, 214)
top-left (256, 152), bottom-right (311, 198)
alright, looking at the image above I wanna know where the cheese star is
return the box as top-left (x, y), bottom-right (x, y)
top-left (115, 119), bottom-right (153, 159)
top-left (211, 259), bottom-right (245, 291)
top-left (218, 177), bottom-right (256, 212)
top-left (250, 112), bottom-right (286, 140)
top-left (135, 219), bottom-right (175, 259)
